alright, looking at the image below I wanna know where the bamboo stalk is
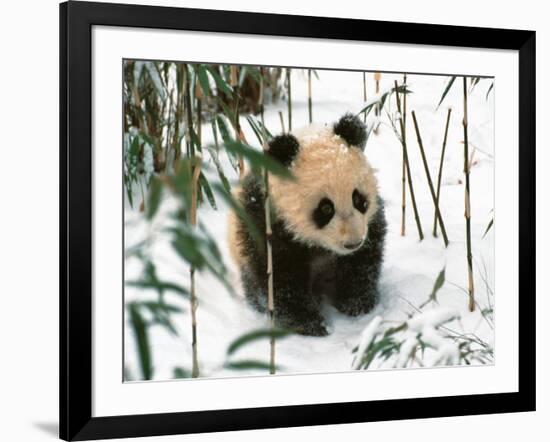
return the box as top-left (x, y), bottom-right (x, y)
top-left (164, 88), bottom-right (173, 170)
top-left (189, 155), bottom-right (201, 378)
top-left (260, 67), bottom-right (265, 123)
top-left (394, 80), bottom-right (424, 241)
top-left (183, 65), bottom-right (194, 158)
top-left (195, 80), bottom-right (203, 144)
top-left (362, 72), bottom-right (367, 123)
top-left (172, 65), bottom-right (184, 166)
top-left (307, 69), bottom-right (312, 124)
top-left (286, 68), bottom-right (292, 131)
top-left (374, 72), bottom-right (381, 134)
top-left (401, 74), bottom-right (407, 236)
top-left (184, 64), bottom-right (201, 378)
top-left (230, 66), bottom-right (245, 178)
top-left (433, 108), bottom-right (452, 237)
top-left (260, 74), bottom-right (275, 374)
top-left (411, 110), bottom-right (449, 247)
top-left (278, 110), bottom-right (285, 134)
top-left (462, 77), bottom-right (475, 311)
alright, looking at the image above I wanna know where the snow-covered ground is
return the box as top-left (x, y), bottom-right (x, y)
top-left (124, 69), bottom-right (494, 380)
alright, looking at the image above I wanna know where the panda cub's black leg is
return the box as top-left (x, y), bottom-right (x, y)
top-left (241, 259), bottom-right (327, 336)
top-left (334, 203), bottom-right (387, 316)
top-left (235, 174), bottom-right (328, 336)
top-left (269, 241), bottom-right (328, 336)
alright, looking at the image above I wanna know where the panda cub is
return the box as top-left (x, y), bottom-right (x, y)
top-left (228, 113), bottom-right (387, 336)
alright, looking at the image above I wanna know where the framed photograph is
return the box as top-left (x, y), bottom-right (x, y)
top-left (60, 1), bottom-right (536, 440)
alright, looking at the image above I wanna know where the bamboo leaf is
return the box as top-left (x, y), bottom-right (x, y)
top-left (245, 115), bottom-right (264, 145)
top-left (214, 115), bottom-right (239, 173)
top-left (144, 62), bottom-right (165, 99)
top-left (486, 82), bottom-right (494, 101)
top-left (429, 267), bottom-right (446, 303)
top-left (196, 65), bottom-right (211, 97)
top-left (128, 303), bottom-right (153, 380)
top-left (225, 360), bottom-right (279, 371)
top-left (469, 76), bottom-right (481, 93)
top-left (206, 66), bottom-right (233, 96)
top-left (212, 182), bottom-right (263, 251)
top-left (173, 367), bottom-right (190, 379)
top-left (482, 218), bottom-right (494, 238)
top-left (227, 328), bottom-right (291, 356)
top-left (207, 123), bottom-right (231, 193)
top-left (224, 140), bottom-right (294, 180)
top-left (437, 76), bottom-right (456, 109)
top-left (357, 84), bottom-right (411, 116)
top-left (126, 280), bottom-right (189, 297)
top-left (146, 177), bottom-right (163, 220)
top-left (199, 172), bottom-right (217, 210)
top-left (217, 98), bottom-right (236, 125)
top-left (242, 66), bottom-right (262, 85)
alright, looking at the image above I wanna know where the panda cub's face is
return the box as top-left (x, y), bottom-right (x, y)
top-left (311, 187), bottom-right (371, 255)
top-left (268, 114), bottom-right (379, 255)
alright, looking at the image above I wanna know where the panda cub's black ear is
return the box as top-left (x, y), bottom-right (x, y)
top-left (267, 133), bottom-right (300, 167)
top-left (333, 112), bottom-right (367, 151)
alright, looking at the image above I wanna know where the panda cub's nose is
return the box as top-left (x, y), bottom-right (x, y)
top-left (344, 241), bottom-right (362, 250)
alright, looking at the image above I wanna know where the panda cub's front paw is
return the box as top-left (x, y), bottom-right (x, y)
top-left (280, 314), bottom-right (329, 337)
top-left (334, 296), bottom-right (376, 317)
top-left (297, 320), bottom-right (329, 337)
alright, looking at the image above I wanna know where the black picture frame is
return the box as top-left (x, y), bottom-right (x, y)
top-left (59, 1), bottom-right (536, 440)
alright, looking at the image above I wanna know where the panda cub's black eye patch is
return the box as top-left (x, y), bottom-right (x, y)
top-left (312, 197), bottom-right (335, 228)
top-left (352, 189), bottom-right (368, 214)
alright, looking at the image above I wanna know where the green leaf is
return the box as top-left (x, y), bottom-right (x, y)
top-left (168, 223), bottom-right (228, 286)
top-left (360, 336), bottom-right (399, 370)
top-left (141, 301), bottom-right (184, 314)
top-left (245, 115), bottom-right (264, 145)
top-left (128, 303), bottom-right (153, 380)
top-left (173, 367), bottom-right (190, 379)
top-left (429, 267), bottom-right (446, 303)
top-left (486, 82), bottom-right (494, 101)
top-left (190, 126), bottom-right (202, 152)
top-left (419, 267), bottom-right (446, 309)
top-left (437, 76), bottom-right (456, 109)
top-left (199, 172), bottom-right (217, 210)
top-left (171, 159), bottom-right (193, 208)
top-left (214, 115), bottom-right (239, 174)
top-left (144, 62), bottom-right (165, 99)
top-left (126, 280), bottom-right (189, 297)
top-left (357, 84), bottom-right (411, 117)
top-left (206, 66), bottom-right (234, 96)
top-left (225, 360), bottom-right (278, 371)
top-left (226, 328), bottom-right (291, 356)
top-left (224, 140), bottom-right (294, 180)
top-left (212, 182), bottom-right (263, 251)
top-left (215, 115), bottom-right (232, 143)
top-left (242, 66), bottom-right (262, 85)
top-left (146, 177), bottom-right (163, 220)
top-left (124, 174), bottom-right (134, 208)
top-left (217, 98), bottom-right (237, 126)
top-left (170, 228), bottom-right (208, 270)
top-left (139, 300), bottom-right (181, 336)
top-left (206, 144), bottom-right (231, 194)
top-left (482, 218), bottom-right (494, 238)
top-left (469, 76), bottom-right (481, 93)
top-left (196, 65), bottom-right (211, 97)
top-left (139, 131), bottom-right (155, 147)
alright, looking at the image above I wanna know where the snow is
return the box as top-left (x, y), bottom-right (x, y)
top-left (352, 316), bottom-right (382, 370)
top-left (124, 69), bottom-right (495, 380)
top-left (407, 307), bottom-right (458, 331)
